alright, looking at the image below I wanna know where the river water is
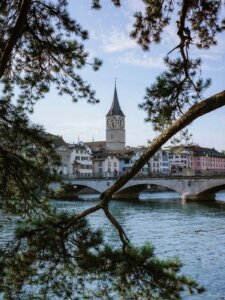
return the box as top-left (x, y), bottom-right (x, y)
top-left (1, 191), bottom-right (225, 299)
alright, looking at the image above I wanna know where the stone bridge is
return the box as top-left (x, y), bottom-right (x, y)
top-left (63, 175), bottom-right (225, 201)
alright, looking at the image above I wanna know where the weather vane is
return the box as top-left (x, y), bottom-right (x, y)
top-left (115, 77), bottom-right (117, 86)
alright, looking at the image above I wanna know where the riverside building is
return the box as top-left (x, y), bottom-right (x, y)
top-left (47, 84), bottom-right (225, 178)
top-left (168, 145), bottom-right (225, 175)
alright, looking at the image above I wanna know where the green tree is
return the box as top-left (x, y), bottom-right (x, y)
top-left (0, 0), bottom-right (225, 299)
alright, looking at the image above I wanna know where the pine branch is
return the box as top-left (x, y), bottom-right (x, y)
top-left (103, 205), bottom-right (130, 254)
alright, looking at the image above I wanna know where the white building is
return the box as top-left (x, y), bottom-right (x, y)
top-left (55, 144), bottom-right (72, 175)
top-left (92, 149), bottom-right (120, 177)
top-left (46, 133), bottom-right (93, 177)
top-left (93, 147), bottom-right (150, 177)
top-left (69, 143), bottom-right (93, 177)
top-left (45, 133), bottom-right (72, 175)
top-left (119, 147), bottom-right (149, 175)
top-left (168, 152), bottom-right (188, 174)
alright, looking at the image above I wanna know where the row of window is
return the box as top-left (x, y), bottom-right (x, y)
top-left (108, 161), bottom-right (117, 167)
top-left (75, 173), bottom-right (92, 177)
top-left (75, 164), bottom-right (92, 170)
top-left (192, 157), bottom-right (225, 162)
top-left (169, 155), bottom-right (187, 159)
top-left (98, 161), bottom-right (118, 168)
top-left (75, 150), bottom-right (86, 154)
top-left (75, 156), bottom-right (91, 161)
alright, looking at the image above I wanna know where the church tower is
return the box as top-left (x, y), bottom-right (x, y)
top-left (106, 84), bottom-right (125, 150)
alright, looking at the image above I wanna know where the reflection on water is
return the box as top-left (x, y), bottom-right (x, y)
top-left (140, 191), bottom-right (181, 201)
top-left (1, 191), bottom-right (225, 299)
top-left (215, 190), bottom-right (225, 202)
top-left (78, 194), bottom-right (100, 200)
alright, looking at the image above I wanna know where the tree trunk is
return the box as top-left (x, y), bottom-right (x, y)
top-left (0, 0), bottom-right (32, 79)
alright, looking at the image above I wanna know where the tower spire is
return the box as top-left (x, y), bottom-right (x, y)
top-left (106, 81), bottom-right (125, 117)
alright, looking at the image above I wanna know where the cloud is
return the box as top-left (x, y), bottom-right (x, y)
top-left (103, 29), bottom-right (137, 53)
top-left (91, 27), bottom-right (137, 53)
top-left (90, 2), bottom-right (178, 55)
top-left (118, 52), bottom-right (164, 69)
top-left (201, 62), bottom-right (225, 72)
top-left (162, 23), bottom-right (179, 48)
top-left (194, 37), bottom-right (225, 61)
top-left (189, 34), bottom-right (225, 71)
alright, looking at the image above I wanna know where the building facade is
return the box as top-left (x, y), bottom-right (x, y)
top-left (56, 144), bottom-right (72, 175)
top-left (69, 143), bottom-right (93, 177)
top-left (169, 146), bottom-right (225, 175)
top-left (92, 149), bottom-right (120, 177)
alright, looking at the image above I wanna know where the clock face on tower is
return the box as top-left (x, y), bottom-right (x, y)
top-left (118, 116), bottom-right (124, 129)
top-left (107, 116), bottom-right (124, 129)
top-left (107, 117), bottom-right (115, 129)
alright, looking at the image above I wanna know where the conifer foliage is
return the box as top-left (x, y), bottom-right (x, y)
top-left (0, 102), bottom-right (59, 216)
top-left (0, 0), bottom-right (102, 110)
top-left (0, 1), bottom-right (225, 299)
top-left (0, 214), bottom-right (204, 299)
top-left (131, 0), bottom-right (223, 128)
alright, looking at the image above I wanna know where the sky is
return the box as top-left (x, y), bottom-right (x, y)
top-left (30, 0), bottom-right (225, 150)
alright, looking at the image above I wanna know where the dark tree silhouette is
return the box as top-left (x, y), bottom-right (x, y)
top-left (0, 1), bottom-right (225, 299)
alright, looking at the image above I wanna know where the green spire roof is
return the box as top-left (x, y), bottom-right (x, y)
top-left (106, 85), bottom-right (125, 117)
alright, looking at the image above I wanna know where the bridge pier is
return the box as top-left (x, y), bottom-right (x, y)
top-left (112, 184), bottom-right (147, 200)
top-left (182, 193), bottom-right (216, 201)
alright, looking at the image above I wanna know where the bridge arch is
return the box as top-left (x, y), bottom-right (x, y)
top-left (72, 184), bottom-right (101, 194)
top-left (197, 183), bottom-right (225, 198)
top-left (50, 182), bottom-right (101, 198)
top-left (119, 179), bottom-right (182, 195)
top-left (114, 182), bottom-right (178, 199)
top-left (69, 179), bottom-right (107, 193)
